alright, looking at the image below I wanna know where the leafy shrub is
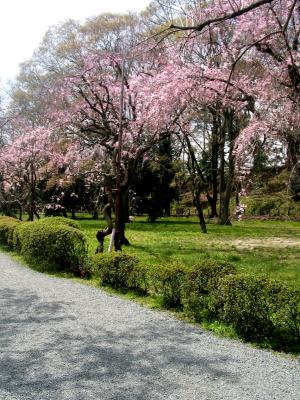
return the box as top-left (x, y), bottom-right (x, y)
top-left (13, 220), bottom-right (88, 273)
top-left (0, 216), bottom-right (21, 248)
top-left (40, 216), bottom-right (81, 230)
top-left (92, 252), bottom-right (145, 290)
top-left (270, 285), bottom-right (300, 346)
top-left (217, 274), bottom-right (300, 344)
top-left (217, 274), bottom-right (276, 340)
top-left (148, 262), bottom-right (190, 308)
top-left (181, 261), bottom-right (236, 321)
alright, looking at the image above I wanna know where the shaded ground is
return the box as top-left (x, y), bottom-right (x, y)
top-left (0, 252), bottom-right (300, 400)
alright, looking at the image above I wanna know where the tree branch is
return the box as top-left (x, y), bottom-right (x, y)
top-left (169, 0), bottom-right (276, 32)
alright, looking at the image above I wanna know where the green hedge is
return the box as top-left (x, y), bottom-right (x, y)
top-left (92, 254), bottom-right (191, 304)
top-left (39, 216), bottom-right (81, 230)
top-left (0, 216), bottom-right (21, 248)
top-left (13, 220), bottom-right (88, 273)
top-left (181, 261), bottom-right (236, 321)
top-left (148, 262), bottom-right (190, 308)
top-left (92, 252), bottom-right (147, 291)
top-left (217, 274), bottom-right (300, 346)
top-left (92, 253), bottom-right (299, 350)
top-left (92, 255), bottom-right (234, 310)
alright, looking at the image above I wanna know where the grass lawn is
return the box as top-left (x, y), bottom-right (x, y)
top-left (78, 216), bottom-right (300, 289)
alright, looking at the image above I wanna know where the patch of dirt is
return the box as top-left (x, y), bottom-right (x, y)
top-left (231, 238), bottom-right (300, 250)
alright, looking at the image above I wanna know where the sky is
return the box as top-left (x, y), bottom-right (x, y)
top-left (0, 0), bottom-right (150, 86)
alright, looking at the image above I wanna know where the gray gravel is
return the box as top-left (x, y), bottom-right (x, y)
top-left (0, 252), bottom-right (299, 400)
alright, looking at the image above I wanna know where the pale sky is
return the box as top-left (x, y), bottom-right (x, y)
top-left (0, 0), bottom-right (150, 85)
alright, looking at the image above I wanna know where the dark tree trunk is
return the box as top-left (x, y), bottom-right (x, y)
top-left (218, 115), bottom-right (227, 224)
top-left (19, 206), bottom-right (23, 221)
top-left (92, 210), bottom-right (99, 220)
top-left (114, 187), bottom-right (130, 251)
top-left (218, 110), bottom-right (238, 225)
top-left (207, 109), bottom-right (220, 218)
top-left (286, 134), bottom-right (300, 170)
top-left (119, 190), bottom-right (130, 246)
top-left (28, 168), bottom-right (39, 222)
top-left (28, 187), bottom-right (38, 221)
top-left (207, 194), bottom-right (218, 218)
top-left (194, 195), bottom-right (207, 233)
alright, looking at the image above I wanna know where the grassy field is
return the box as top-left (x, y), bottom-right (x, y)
top-left (79, 216), bottom-right (300, 288)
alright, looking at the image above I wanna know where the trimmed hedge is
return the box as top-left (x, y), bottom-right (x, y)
top-left (0, 216), bottom-right (21, 248)
top-left (92, 254), bottom-right (235, 310)
top-left (13, 220), bottom-right (88, 273)
top-left (217, 274), bottom-right (300, 345)
top-left (39, 216), bottom-right (81, 230)
top-left (92, 252), bottom-right (147, 290)
top-left (148, 262), bottom-right (190, 308)
top-left (181, 261), bottom-right (236, 321)
top-left (92, 253), bottom-right (299, 350)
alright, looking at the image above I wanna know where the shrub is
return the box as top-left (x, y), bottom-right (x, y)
top-left (270, 285), bottom-right (300, 346)
top-left (40, 216), bottom-right (81, 230)
top-left (92, 252), bottom-right (145, 290)
top-left (13, 220), bottom-right (88, 273)
top-left (181, 261), bottom-right (236, 321)
top-left (217, 274), bottom-right (300, 344)
top-left (148, 262), bottom-right (190, 308)
top-left (0, 216), bottom-right (21, 248)
top-left (217, 274), bottom-right (275, 340)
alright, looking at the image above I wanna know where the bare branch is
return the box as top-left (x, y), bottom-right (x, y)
top-left (169, 0), bottom-right (276, 32)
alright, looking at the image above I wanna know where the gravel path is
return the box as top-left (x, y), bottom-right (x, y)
top-left (0, 252), bottom-right (299, 400)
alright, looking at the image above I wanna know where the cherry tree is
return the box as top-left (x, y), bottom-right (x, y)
top-left (150, 0), bottom-right (299, 219)
top-left (0, 128), bottom-right (57, 220)
top-left (45, 51), bottom-right (194, 247)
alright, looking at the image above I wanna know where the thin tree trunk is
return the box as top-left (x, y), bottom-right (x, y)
top-left (208, 109), bottom-right (220, 218)
top-left (194, 195), bottom-right (207, 233)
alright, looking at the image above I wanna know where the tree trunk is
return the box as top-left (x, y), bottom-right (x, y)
top-left (218, 115), bottom-right (227, 224)
top-left (207, 193), bottom-right (218, 218)
top-left (28, 187), bottom-right (35, 221)
top-left (114, 187), bottom-right (130, 251)
top-left (194, 196), bottom-right (207, 233)
top-left (218, 110), bottom-right (237, 225)
top-left (286, 134), bottom-right (300, 170)
top-left (28, 167), bottom-right (39, 221)
top-left (96, 203), bottom-right (113, 253)
top-left (19, 206), bottom-right (23, 221)
top-left (92, 210), bottom-right (99, 220)
top-left (208, 110), bottom-right (220, 218)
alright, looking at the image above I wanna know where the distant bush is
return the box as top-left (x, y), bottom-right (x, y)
top-left (13, 220), bottom-right (88, 273)
top-left (217, 274), bottom-right (300, 346)
top-left (0, 216), bottom-right (21, 248)
top-left (181, 261), bottom-right (236, 321)
top-left (244, 194), bottom-right (300, 217)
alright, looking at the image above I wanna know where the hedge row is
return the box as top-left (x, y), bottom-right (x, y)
top-left (0, 216), bottom-right (22, 248)
top-left (1, 216), bottom-right (299, 350)
top-left (93, 253), bottom-right (300, 349)
top-left (0, 216), bottom-right (88, 273)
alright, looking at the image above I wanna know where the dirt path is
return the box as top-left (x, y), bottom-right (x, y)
top-left (232, 237), bottom-right (300, 249)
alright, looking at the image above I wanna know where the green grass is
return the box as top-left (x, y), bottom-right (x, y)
top-left (2, 215), bottom-right (299, 354)
top-left (79, 216), bottom-right (300, 288)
